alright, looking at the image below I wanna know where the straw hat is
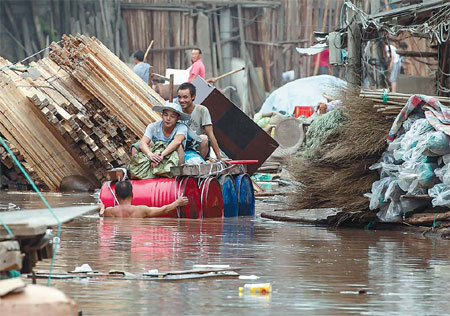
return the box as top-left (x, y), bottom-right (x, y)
top-left (153, 102), bottom-right (190, 120)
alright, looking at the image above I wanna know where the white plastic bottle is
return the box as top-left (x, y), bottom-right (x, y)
top-left (238, 283), bottom-right (272, 295)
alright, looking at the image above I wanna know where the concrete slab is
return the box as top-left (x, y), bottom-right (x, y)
top-left (0, 205), bottom-right (99, 238)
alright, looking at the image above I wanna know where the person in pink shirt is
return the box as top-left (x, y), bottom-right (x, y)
top-left (314, 48), bottom-right (330, 75)
top-left (188, 48), bottom-right (206, 82)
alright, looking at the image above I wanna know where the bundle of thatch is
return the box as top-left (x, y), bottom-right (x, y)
top-left (289, 89), bottom-right (393, 213)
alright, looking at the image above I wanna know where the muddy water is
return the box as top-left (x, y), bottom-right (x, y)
top-left (3, 192), bottom-right (450, 315)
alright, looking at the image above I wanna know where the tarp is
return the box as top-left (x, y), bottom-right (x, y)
top-left (295, 43), bottom-right (328, 55)
top-left (259, 75), bottom-right (347, 115)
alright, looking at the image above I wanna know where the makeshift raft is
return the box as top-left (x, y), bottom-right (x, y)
top-left (100, 162), bottom-right (255, 218)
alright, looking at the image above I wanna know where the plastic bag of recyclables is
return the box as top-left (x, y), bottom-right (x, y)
top-left (367, 116), bottom-right (450, 222)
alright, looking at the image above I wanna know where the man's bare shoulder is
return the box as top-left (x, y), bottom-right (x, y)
top-left (104, 205), bottom-right (145, 218)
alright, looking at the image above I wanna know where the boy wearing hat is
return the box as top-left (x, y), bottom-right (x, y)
top-left (132, 102), bottom-right (190, 167)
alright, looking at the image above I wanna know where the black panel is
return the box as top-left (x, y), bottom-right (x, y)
top-left (216, 106), bottom-right (261, 150)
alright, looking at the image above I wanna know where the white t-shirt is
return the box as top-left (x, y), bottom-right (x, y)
top-left (385, 45), bottom-right (400, 63)
top-left (143, 121), bottom-right (187, 148)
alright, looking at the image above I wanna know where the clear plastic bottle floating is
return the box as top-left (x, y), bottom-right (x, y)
top-left (239, 283), bottom-right (272, 295)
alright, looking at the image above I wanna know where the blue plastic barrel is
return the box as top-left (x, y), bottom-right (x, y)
top-left (234, 174), bottom-right (255, 216)
top-left (218, 175), bottom-right (238, 217)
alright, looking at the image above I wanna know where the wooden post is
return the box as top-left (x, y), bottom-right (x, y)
top-left (237, 4), bottom-right (265, 115)
top-left (313, 0), bottom-right (330, 76)
top-left (169, 74), bottom-right (174, 102)
top-left (219, 8), bottom-right (232, 91)
top-left (370, 0), bottom-right (383, 88)
top-left (213, 5), bottom-right (224, 89)
top-left (275, 2), bottom-right (284, 87)
top-left (346, 0), bottom-right (362, 87)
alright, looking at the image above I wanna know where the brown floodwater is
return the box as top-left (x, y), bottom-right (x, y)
top-left (2, 191), bottom-right (450, 315)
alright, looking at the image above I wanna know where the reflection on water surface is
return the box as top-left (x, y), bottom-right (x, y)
top-left (2, 191), bottom-right (450, 315)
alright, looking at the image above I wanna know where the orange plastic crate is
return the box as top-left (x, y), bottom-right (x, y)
top-left (294, 106), bottom-right (314, 118)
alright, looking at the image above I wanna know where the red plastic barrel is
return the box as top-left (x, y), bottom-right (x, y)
top-left (99, 178), bottom-right (201, 218)
top-left (198, 177), bottom-right (224, 218)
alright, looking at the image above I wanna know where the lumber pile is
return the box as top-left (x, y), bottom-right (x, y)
top-left (0, 35), bottom-right (165, 190)
top-left (29, 57), bottom-right (139, 181)
top-left (49, 34), bottom-right (164, 136)
top-left (361, 90), bottom-right (450, 118)
top-left (0, 139), bottom-right (42, 190)
top-left (0, 57), bottom-right (98, 191)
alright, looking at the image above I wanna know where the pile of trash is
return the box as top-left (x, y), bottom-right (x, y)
top-left (367, 95), bottom-right (450, 222)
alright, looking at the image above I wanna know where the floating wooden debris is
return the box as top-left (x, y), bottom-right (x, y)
top-left (29, 267), bottom-right (241, 281)
top-left (261, 208), bottom-right (340, 225)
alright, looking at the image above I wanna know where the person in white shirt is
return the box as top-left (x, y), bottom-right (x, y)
top-left (385, 44), bottom-right (401, 92)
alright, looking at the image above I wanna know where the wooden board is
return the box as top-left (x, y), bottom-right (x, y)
top-left (29, 268), bottom-right (240, 281)
top-left (193, 77), bottom-right (278, 175)
top-left (0, 240), bottom-right (22, 271)
top-left (0, 278), bottom-right (25, 297)
top-left (0, 205), bottom-right (99, 238)
top-left (261, 208), bottom-right (340, 224)
top-left (170, 162), bottom-right (246, 177)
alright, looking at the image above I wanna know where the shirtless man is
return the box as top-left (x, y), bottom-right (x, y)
top-left (100, 180), bottom-right (189, 218)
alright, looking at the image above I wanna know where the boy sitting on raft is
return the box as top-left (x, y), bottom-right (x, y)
top-left (100, 180), bottom-right (189, 218)
top-left (131, 102), bottom-right (190, 167)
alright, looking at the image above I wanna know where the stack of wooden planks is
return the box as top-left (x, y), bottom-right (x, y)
top-left (0, 139), bottom-right (41, 190)
top-left (0, 35), bottom-right (165, 190)
top-left (361, 90), bottom-right (450, 118)
top-left (0, 57), bottom-right (98, 191)
top-left (49, 34), bottom-right (164, 137)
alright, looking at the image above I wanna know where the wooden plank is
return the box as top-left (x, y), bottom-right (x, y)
top-left (261, 208), bottom-right (340, 224)
top-left (194, 78), bottom-right (278, 175)
top-left (0, 278), bottom-right (25, 297)
top-left (0, 205), bottom-right (99, 238)
top-left (32, 266), bottom-right (241, 281)
top-left (143, 267), bottom-right (242, 277)
top-left (170, 163), bottom-right (246, 177)
top-left (0, 240), bottom-right (22, 271)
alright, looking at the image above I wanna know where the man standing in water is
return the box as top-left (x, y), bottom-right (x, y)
top-left (100, 180), bottom-right (189, 218)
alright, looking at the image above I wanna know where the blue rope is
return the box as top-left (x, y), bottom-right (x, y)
top-left (0, 136), bottom-right (61, 286)
top-left (0, 215), bottom-right (13, 236)
top-left (381, 90), bottom-right (390, 103)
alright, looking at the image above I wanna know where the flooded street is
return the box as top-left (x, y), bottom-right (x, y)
top-left (3, 191), bottom-right (450, 315)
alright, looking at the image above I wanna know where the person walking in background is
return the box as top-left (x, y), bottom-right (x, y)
top-left (386, 44), bottom-right (402, 92)
top-left (132, 50), bottom-right (151, 85)
top-left (314, 48), bottom-right (330, 75)
top-left (187, 48), bottom-right (205, 83)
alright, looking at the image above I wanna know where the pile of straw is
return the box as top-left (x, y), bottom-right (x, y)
top-left (289, 89), bottom-right (393, 213)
